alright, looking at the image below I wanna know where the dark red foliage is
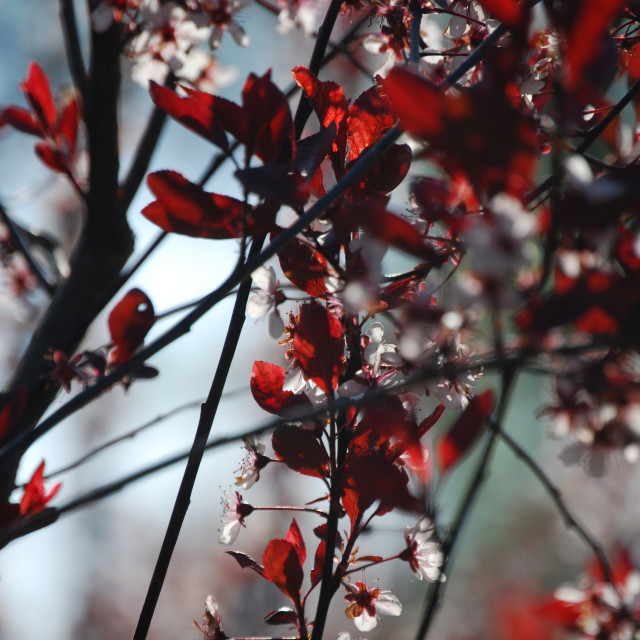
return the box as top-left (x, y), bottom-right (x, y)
top-left (437, 389), bottom-right (495, 473)
top-left (144, 171), bottom-right (244, 239)
top-left (310, 539), bottom-right (326, 589)
top-left (292, 65), bottom-right (349, 163)
top-left (262, 519), bottom-right (306, 604)
top-left (275, 235), bottom-right (328, 297)
top-left (2, 62), bottom-right (80, 175)
top-left (151, 70), bottom-right (293, 166)
top-left (339, 200), bottom-right (447, 265)
top-left (226, 550), bottom-right (266, 575)
top-left (264, 608), bottom-right (299, 626)
top-left (384, 66), bottom-right (539, 196)
top-left (341, 450), bottom-right (423, 531)
top-left (19, 61), bottom-right (56, 131)
top-left (293, 301), bottom-right (344, 394)
top-left (352, 396), bottom-right (424, 469)
top-left (235, 164), bottom-right (310, 208)
top-left (108, 288), bottom-right (155, 367)
top-left (272, 424), bottom-right (330, 479)
top-left (345, 143), bottom-right (412, 203)
top-left (241, 70), bottom-right (294, 165)
top-left (346, 84), bottom-right (395, 162)
top-left (559, 0), bottom-right (625, 92)
top-left (250, 361), bottom-right (313, 417)
top-left (149, 82), bottom-right (229, 151)
top-left (19, 461), bottom-right (61, 516)
top-left (476, 0), bottom-right (528, 30)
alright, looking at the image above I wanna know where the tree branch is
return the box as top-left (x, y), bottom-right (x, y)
top-left (132, 236), bottom-right (265, 640)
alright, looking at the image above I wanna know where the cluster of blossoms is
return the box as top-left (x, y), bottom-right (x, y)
top-left (539, 549), bottom-right (640, 640)
top-left (541, 352), bottom-right (640, 476)
top-left (92, 0), bottom-right (245, 89)
top-left (6, 0), bottom-right (640, 638)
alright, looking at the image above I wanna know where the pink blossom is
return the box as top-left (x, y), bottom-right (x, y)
top-left (400, 517), bottom-right (445, 582)
top-left (234, 436), bottom-right (269, 489)
top-left (246, 266), bottom-right (285, 338)
top-left (344, 581), bottom-right (402, 632)
top-left (218, 491), bottom-right (253, 544)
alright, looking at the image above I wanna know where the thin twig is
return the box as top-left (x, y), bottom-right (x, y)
top-left (293, 0), bottom-right (347, 138)
top-left (132, 236), bottom-right (265, 640)
top-left (0, 200), bottom-right (57, 295)
top-left (489, 418), bottom-right (615, 585)
top-left (526, 76), bottom-right (640, 206)
top-left (60, 0), bottom-right (89, 105)
top-left (414, 363), bottom-right (519, 640)
top-left (41, 400), bottom-right (203, 482)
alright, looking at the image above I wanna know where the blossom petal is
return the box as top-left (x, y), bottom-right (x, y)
top-left (247, 291), bottom-right (273, 319)
top-left (353, 609), bottom-right (377, 632)
top-left (374, 593), bottom-right (402, 616)
top-left (219, 518), bottom-right (241, 545)
top-left (252, 265), bottom-right (277, 294)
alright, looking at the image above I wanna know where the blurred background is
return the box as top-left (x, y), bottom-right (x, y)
top-left (1, 2), bottom-right (640, 639)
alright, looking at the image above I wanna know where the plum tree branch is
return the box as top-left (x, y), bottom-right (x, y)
top-left (0, 21), bottom-right (134, 504)
top-left (132, 235), bottom-right (265, 640)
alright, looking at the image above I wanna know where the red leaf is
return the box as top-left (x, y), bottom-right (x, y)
top-left (293, 301), bottom-right (344, 394)
top-left (276, 236), bottom-right (328, 297)
top-left (21, 62), bottom-right (56, 131)
top-left (345, 201), bottom-right (446, 264)
top-left (564, 0), bottom-right (626, 92)
top-left (346, 143), bottom-right (412, 202)
top-left (57, 97), bottom-right (79, 154)
top-left (293, 124), bottom-right (336, 179)
top-left (19, 461), bottom-right (61, 516)
top-left (250, 361), bottom-right (313, 417)
top-left (262, 538), bottom-right (304, 603)
top-left (378, 272), bottom-right (424, 311)
top-left (144, 170), bottom-right (242, 239)
top-left (574, 306), bottom-right (618, 336)
top-left (285, 518), bottom-right (306, 565)
top-left (1, 106), bottom-right (43, 137)
top-left (108, 288), bottom-right (155, 365)
top-left (264, 608), bottom-right (299, 625)
top-left (356, 397), bottom-right (425, 474)
top-left (437, 389), bottom-right (495, 473)
top-left (149, 82), bottom-right (229, 151)
top-left (181, 87), bottom-right (248, 144)
top-left (476, 0), bottom-right (527, 30)
top-left (272, 424), bottom-right (330, 479)
top-left (242, 70), bottom-right (294, 164)
top-left (235, 164), bottom-right (310, 208)
top-left (226, 550), bottom-right (266, 576)
top-left (347, 84), bottom-right (395, 162)
top-left (385, 67), bottom-right (539, 195)
top-left (35, 142), bottom-right (67, 173)
top-left (384, 68), bottom-right (445, 138)
top-left (292, 66), bottom-right (349, 157)
top-left (341, 451), bottom-right (422, 531)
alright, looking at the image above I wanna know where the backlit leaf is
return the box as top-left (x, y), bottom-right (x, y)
top-left (250, 361), bottom-right (313, 417)
top-left (438, 389), bottom-right (495, 473)
top-left (272, 424), bottom-right (330, 479)
top-left (144, 170), bottom-right (243, 239)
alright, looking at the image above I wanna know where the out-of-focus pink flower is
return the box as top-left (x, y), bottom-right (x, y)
top-left (400, 516), bottom-right (445, 582)
top-left (246, 266), bottom-right (285, 338)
